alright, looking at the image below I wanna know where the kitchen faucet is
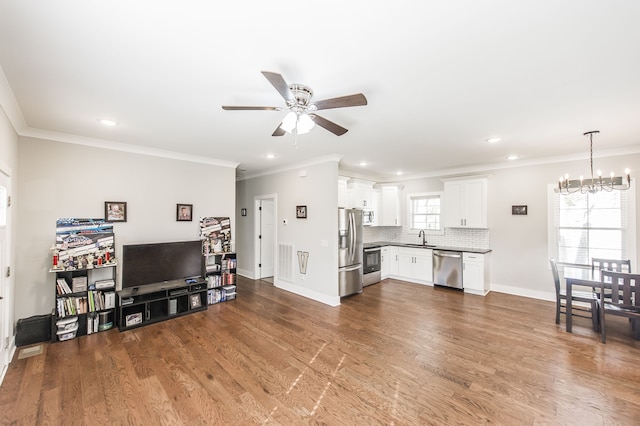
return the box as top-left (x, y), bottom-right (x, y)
top-left (418, 229), bottom-right (427, 246)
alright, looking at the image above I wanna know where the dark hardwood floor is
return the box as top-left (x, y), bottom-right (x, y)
top-left (2, 277), bottom-right (640, 425)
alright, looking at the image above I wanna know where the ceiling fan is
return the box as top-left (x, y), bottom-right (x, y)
top-left (222, 71), bottom-right (367, 137)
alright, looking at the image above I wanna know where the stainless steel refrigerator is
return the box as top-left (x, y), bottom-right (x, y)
top-left (338, 208), bottom-right (363, 296)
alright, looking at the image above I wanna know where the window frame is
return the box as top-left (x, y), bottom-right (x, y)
top-left (547, 182), bottom-right (637, 269)
top-left (406, 191), bottom-right (444, 235)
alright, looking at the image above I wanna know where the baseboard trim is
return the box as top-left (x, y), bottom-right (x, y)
top-left (0, 335), bottom-right (16, 387)
top-left (274, 280), bottom-right (341, 307)
top-left (490, 283), bottom-right (555, 302)
top-left (237, 269), bottom-right (254, 280)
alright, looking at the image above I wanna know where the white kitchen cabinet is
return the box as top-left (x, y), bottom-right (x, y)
top-left (380, 246), bottom-right (390, 279)
top-left (388, 246), bottom-right (399, 276)
top-left (397, 247), bottom-right (433, 285)
top-left (463, 252), bottom-right (490, 295)
top-left (443, 177), bottom-right (488, 228)
top-left (348, 179), bottom-right (374, 209)
top-left (338, 176), bottom-right (350, 208)
top-left (376, 184), bottom-right (403, 226)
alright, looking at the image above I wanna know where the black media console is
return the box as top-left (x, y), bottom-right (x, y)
top-left (117, 279), bottom-right (208, 331)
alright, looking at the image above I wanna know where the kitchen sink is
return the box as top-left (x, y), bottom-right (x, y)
top-left (403, 243), bottom-right (437, 248)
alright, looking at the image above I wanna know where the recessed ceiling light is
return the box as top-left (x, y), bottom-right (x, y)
top-left (98, 119), bottom-right (118, 126)
top-left (506, 155), bottom-right (519, 160)
top-left (359, 161), bottom-right (368, 167)
top-left (487, 137), bottom-right (501, 143)
top-left (265, 153), bottom-right (276, 159)
top-left (396, 171), bottom-right (403, 176)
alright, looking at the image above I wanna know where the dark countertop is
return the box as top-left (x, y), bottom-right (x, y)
top-left (363, 241), bottom-right (491, 254)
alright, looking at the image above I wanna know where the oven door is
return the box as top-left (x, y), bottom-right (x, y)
top-left (363, 248), bottom-right (381, 274)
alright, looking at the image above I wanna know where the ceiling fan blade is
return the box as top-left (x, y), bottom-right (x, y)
top-left (222, 106), bottom-right (279, 111)
top-left (312, 93), bottom-right (367, 111)
top-left (272, 124), bottom-right (286, 136)
top-left (310, 114), bottom-right (348, 136)
top-left (261, 71), bottom-right (295, 103)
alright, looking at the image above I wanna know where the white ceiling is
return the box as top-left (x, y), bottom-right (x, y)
top-left (1, 1), bottom-right (640, 181)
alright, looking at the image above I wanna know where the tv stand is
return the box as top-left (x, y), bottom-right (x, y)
top-left (117, 279), bottom-right (207, 331)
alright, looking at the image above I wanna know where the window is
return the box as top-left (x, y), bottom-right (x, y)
top-left (550, 185), bottom-right (635, 267)
top-left (408, 192), bottom-right (442, 232)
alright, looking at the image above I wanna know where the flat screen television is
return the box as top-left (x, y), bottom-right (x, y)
top-left (122, 240), bottom-right (203, 289)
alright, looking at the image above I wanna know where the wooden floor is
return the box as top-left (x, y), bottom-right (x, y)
top-left (2, 277), bottom-right (640, 425)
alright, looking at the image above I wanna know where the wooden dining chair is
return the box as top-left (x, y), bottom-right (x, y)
top-left (591, 258), bottom-right (631, 273)
top-left (592, 258), bottom-right (632, 300)
top-left (597, 270), bottom-right (640, 343)
top-left (550, 258), bottom-right (598, 329)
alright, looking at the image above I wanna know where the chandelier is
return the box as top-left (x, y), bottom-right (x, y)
top-left (557, 131), bottom-right (630, 195)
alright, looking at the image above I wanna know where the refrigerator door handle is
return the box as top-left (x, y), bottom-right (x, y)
top-left (340, 264), bottom-right (362, 272)
top-left (349, 211), bottom-right (356, 263)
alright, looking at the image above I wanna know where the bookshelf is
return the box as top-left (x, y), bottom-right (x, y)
top-left (51, 218), bottom-right (117, 342)
top-left (53, 264), bottom-right (117, 341)
top-left (204, 252), bottom-right (237, 305)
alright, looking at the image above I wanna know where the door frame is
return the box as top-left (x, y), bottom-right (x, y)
top-left (0, 161), bottom-right (13, 385)
top-left (253, 194), bottom-right (277, 280)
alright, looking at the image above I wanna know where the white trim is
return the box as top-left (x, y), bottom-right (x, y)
top-left (253, 194), bottom-right (277, 280)
top-left (490, 282), bottom-right (556, 302)
top-left (21, 128), bottom-right (239, 168)
top-left (238, 154), bottom-right (342, 181)
top-left (547, 180), bottom-right (637, 269)
top-left (0, 66), bottom-right (27, 134)
top-left (406, 191), bottom-right (444, 235)
top-left (0, 336), bottom-right (16, 386)
top-left (274, 279), bottom-right (340, 307)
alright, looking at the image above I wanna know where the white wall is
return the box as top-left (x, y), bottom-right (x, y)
top-left (487, 154), bottom-right (640, 299)
top-left (236, 160), bottom-right (339, 306)
top-left (16, 136), bottom-right (236, 321)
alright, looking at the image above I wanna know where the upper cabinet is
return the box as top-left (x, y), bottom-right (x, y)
top-left (338, 176), bottom-right (350, 208)
top-left (375, 184), bottom-right (403, 226)
top-left (443, 177), bottom-right (488, 228)
top-left (347, 179), bottom-right (374, 209)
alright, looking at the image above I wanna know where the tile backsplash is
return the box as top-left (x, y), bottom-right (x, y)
top-left (364, 225), bottom-right (490, 249)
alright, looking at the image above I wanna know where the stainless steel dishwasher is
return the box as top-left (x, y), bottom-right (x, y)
top-left (433, 250), bottom-right (463, 289)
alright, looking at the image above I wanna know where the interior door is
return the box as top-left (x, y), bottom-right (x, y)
top-left (259, 199), bottom-right (275, 278)
top-left (0, 171), bottom-right (10, 380)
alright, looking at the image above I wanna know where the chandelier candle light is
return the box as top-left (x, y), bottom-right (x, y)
top-left (557, 131), bottom-right (631, 195)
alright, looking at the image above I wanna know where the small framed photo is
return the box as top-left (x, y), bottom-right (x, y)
top-left (177, 204), bottom-right (193, 221)
top-left (296, 205), bottom-right (307, 219)
top-left (512, 205), bottom-right (528, 215)
top-left (105, 201), bottom-right (127, 222)
top-left (125, 312), bottom-right (142, 327)
top-left (190, 294), bottom-right (202, 308)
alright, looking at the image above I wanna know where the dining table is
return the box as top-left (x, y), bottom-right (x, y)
top-left (562, 266), bottom-right (601, 333)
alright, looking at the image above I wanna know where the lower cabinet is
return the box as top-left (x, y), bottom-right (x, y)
top-left (397, 247), bottom-right (433, 284)
top-left (388, 246), bottom-right (399, 277)
top-left (118, 280), bottom-right (208, 331)
top-left (380, 246), bottom-right (390, 279)
top-left (463, 252), bottom-right (490, 295)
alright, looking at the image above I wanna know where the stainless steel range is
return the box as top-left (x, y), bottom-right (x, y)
top-left (363, 247), bottom-right (381, 286)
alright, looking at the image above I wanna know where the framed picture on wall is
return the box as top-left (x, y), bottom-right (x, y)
top-left (296, 205), bottom-right (307, 219)
top-left (104, 201), bottom-right (127, 222)
top-left (177, 204), bottom-right (193, 221)
top-left (512, 205), bottom-right (528, 215)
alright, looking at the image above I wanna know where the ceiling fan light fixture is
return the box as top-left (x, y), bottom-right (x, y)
top-left (297, 113), bottom-right (315, 134)
top-left (280, 111), bottom-right (315, 135)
